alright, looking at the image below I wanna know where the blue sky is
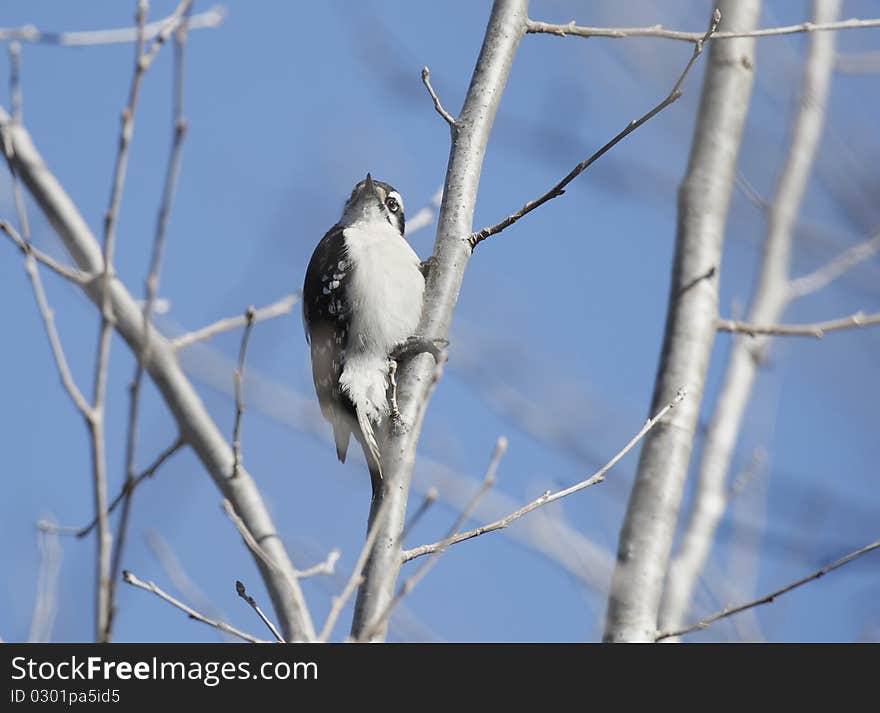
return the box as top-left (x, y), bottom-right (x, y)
top-left (1, 0), bottom-right (879, 643)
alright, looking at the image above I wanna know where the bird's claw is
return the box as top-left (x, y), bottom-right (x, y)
top-left (419, 255), bottom-right (438, 280)
top-left (390, 335), bottom-right (448, 362)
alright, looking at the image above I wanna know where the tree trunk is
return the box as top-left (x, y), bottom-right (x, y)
top-left (603, 0), bottom-right (761, 643)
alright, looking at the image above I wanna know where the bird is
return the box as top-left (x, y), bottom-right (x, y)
top-left (303, 174), bottom-right (426, 498)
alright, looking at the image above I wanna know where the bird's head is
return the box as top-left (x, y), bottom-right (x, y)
top-left (341, 173), bottom-right (405, 236)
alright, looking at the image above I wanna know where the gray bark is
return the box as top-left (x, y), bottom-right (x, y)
top-left (0, 111), bottom-right (316, 642)
top-left (603, 0), bottom-right (761, 643)
top-left (350, 0), bottom-right (530, 641)
top-left (660, 0), bottom-right (840, 634)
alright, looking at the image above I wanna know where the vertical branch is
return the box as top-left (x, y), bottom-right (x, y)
top-left (660, 0), bottom-right (841, 634)
top-left (107, 4), bottom-right (193, 640)
top-left (232, 307), bottom-right (256, 477)
top-left (357, 436), bottom-right (507, 641)
top-left (92, 0), bottom-right (148, 644)
top-left (349, 0), bottom-right (530, 642)
top-left (604, 0), bottom-right (761, 643)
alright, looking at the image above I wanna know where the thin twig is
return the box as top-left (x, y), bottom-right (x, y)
top-left (224, 498), bottom-right (328, 586)
top-left (656, 539), bottom-right (880, 641)
top-left (0, 53), bottom-right (94, 427)
top-left (525, 15), bottom-right (880, 43)
top-left (294, 549), bottom-right (340, 579)
top-left (717, 311), bottom-right (880, 337)
top-left (360, 436), bottom-right (508, 641)
top-left (0, 6), bottom-right (225, 46)
top-left (171, 293), bottom-right (300, 350)
top-left (1, 220), bottom-right (92, 283)
top-left (787, 233), bottom-right (880, 300)
top-left (37, 436), bottom-right (185, 539)
top-left (318, 496), bottom-right (393, 642)
top-left (468, 10), bottom-right (720, 249)
top-left (109, 4), bottom-right (193, 640)
top-left (13, 235), bottom-right (94, 417)
top-left (221, 499), bottom-right (283, 577)
top-left (421, 67), bottom-right (456, 128)
top-left (92, 1), bottom-right (153, 643)
top-left (232, 306), bottom-right (256, 478)
top-left (734, 172), bottom-right (768, 211)
top-left (139, 1), bottom-right (195, 72)
top-left (235, 580), bottom-right (284, 643)
top-left (402, 487), bottom-right (438, 539)
top-left (402, 388), bottom-right (686, 563)
top-left (122, 570), bottom-right (268, 643)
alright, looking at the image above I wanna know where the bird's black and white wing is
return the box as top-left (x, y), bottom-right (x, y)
top-left (302, 226), bottom-right (356, 463)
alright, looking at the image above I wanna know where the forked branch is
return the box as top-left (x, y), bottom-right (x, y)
top-left (468, 9), bottom-right (721, 249)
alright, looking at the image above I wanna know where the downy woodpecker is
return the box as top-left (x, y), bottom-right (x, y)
top-left (303, 174), bottom-right (426, 497)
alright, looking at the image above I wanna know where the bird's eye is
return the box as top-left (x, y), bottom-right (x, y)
top-left (386, 197), bottom-right (399, 213)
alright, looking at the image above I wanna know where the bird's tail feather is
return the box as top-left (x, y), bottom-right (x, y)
top-left (356, 407), bottom-right (383, 497)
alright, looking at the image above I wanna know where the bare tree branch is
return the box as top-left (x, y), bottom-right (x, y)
top-left (0, 109), bottom-right (316, 642)
top-left (320, 496), bottom-right (393, 642)
top-left (174, 336), bottom-right (613, 592)
top-left (787, 233), bottom-right (880, 300)
top-left (359, 437), bottom-right (508, 640)
top-left (0, 6), bottom-right (226, 46)
top-left (526, 15), bottom-right (880, 43)
top-left (294, 549), bottom-right (341, 579)
top-left (604, 0), bottom-right (760, 643)
top-left (421, 67), bottom-right (456, 128)
top-left (403, 390), bottom-right (684, 563)
top-left (1, 220), bottom-right (93, 283)
top-left (402, 487), bottom-right (438, 539)
top-left (17, 243), bottom-right (94, 418)
top-left (122, 570), bottom-right (268, 643)
top-left (660, 0), bottom-right (841, 637)
top-left (232, 307), bottom-right (256, 478)
top-left (221, 499), bottom-right (288, 581)
top-left (717, 310), bottom-right (880, 337)
top-left (170, 293), bottom-right (300, 350)
top-left (109, 5), bottom-right (193, 640)
top-left (469, 9), bottom-right (720, 248)
top-left (235, 580), bottom-right (284, 643)
top-left (657, 539), bottom-right (880, 641)
top-left (91, 0), bottom-right (153, 643)
top-left (349, 0), bottom-right (530, 645)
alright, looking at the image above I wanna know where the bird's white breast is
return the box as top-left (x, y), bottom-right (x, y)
top-left (343, 220), bottom-right (424, 353)
top-left (339, 219), bottom-right (424, 423)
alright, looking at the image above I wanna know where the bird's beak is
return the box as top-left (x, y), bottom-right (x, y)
top-left (364, 172), bottom-right (377, 200)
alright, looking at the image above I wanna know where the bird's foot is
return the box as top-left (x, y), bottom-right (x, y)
top-left (387, 358), bottom-right (407, 434)
top-left (390, 335), bottom-right (449, 363)
top-left (419, 255), bottom-right (438, 280)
